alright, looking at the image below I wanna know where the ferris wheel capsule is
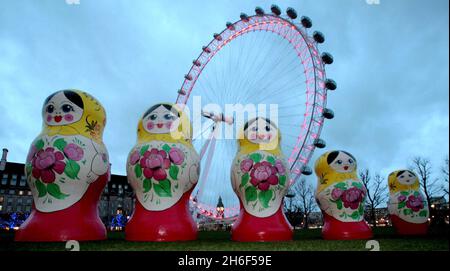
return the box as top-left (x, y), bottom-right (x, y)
top-left (177, 89), bottom-right (186, 95)
top-left (255, 6), bottom-right (265, 16)
top-left (321, 52), bottom-right (334, 65)
top-left (301, 16), bottom-right (313, 28)
top-left (325, 79), bottom-right (337, 90)
top-left (313, 138), bottom-right (327, 148)
top-left (301, 165), bottom-right (313, 175)
top-left (286, 7), bottom-right (298, 19)
top-left (202, 46), bottom-right (211, 53)
top-left (270, 4), bottom-right (281, 16)
top-left (240, 13), bottom-right (249, 22)
top-left (322, 108), bottom-right (335, 119)
top-left (213, 33), bottom-right (222, 41)
top-left (193, 60), bottom-right (201, 67)
top-left (313, 31), bottom-right (325, 43)
top-left (226, 22), bottom-right (235, 30)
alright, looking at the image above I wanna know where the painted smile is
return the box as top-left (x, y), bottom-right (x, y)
top-left (344, 166), bottom-right (349, 170)
top-left (54, 115), bottom-right (62, 123)
top-left (156, 123), bottom-right (164, 128)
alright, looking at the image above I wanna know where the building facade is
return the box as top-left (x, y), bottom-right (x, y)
top-left (0, 160), bottom-right (134, 228)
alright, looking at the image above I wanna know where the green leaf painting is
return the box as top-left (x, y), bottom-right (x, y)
top-left (169, 165), bottom-right (179, 180)
top-left (419, 210), bottom-right (428, 217)
top-left (53, 138), bottom-right (68, 152)
top-left (258, 190), bottom-right (273, 208)
top-left (134, 164), bottom-right (142, 178)
top-left (47, 183), bottom-right (69, 199)
top-left (162, 144), bottom-right (171, 153)
top-left (266, 156), bottom-right (276, 165)
top-left (140, 145), bottom-right (149, 156)
top-left (336, 199), bottom-right (343, 210)
top-left (154, 179), bottom-right (172, 197)
top-left (240, 173), bottom-right (249, 188)
top-left (35, 180), bottom-right (47, 197)
top-left (143, 179), bottom-right (152, 193)
top-left (64, 159), bottom-right (80, 179)
top-left (35, 139), bottom-right (45, 151)
top-left (279, 175), bottom-right (286, 187)
top-left (334, 182), bottom-right (347, 190)
top-left (245, 186), bottom-right (257, 203)
top-left (249, 153), bottom-right (262, 163)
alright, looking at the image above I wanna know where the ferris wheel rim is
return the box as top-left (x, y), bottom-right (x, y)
top-left (176, 9), bottom-right (333, 220)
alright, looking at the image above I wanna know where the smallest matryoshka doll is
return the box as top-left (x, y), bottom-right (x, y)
top-left (314, 150), bottom-right (373, 240)
top-left (125, 103), bottom-right (200, 241)
top-left (387, 170), bottom-right (429, 235)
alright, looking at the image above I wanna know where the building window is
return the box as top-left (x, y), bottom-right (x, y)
top-left (20, 175), bottom-right (27, 186)
top-left (112, 184), bottom-right (116, 189)
top-left (1, 174), bottom-right (7, 185)
top-left (19, 190), bottom-right (24, 196)
top-left (27, 191), bottom-right (32, 196)
top-left (25, 206), bottom-right (31, 212)
top-left (17, 198), bottom-right (23, 204)
top-left (17, 205), bottom-right (22, 212)
top-left (6, 206), bottom-right (12, 212)
top-left (0, 205), bottom-right (2, 211)
top-left (11, 174), bottom-right (17, 186)
top-left (26, 198), bottom-right (32, 204)
top-left (0, 196), bottom-right (3, 203)
top-left (9, 190), bottom-right (15, 195)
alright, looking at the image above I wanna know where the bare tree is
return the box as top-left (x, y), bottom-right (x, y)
top-left (442, 157), bottom-right (449, 196)
top-left (410, 157), bottom-right (440, 208)
top-left (359, 169), bottom-right (388, 227)
top-left (292, 178), bottom-right (316, 229)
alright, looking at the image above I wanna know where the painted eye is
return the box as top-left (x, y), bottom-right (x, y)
top-left (408, 174), bottom-right (413, 177)
top-left (348, 159), bottom-right (354, 164)
top-left (164, 114), bottom-right (174, 120)
top-left (400, 176), bottom-right (404, 178)
top-left (251, 126), bottom-right (258, 132)
top-left (265, 125), bottom-right (271, 132)
top-left (336, 160), bottom-right (342, 165)
top-left (46, 105), bottom-right (54, 113)
top-left (149, 114), bottom-right (157, 121)
top-left (61, 104), bottom-right (73, 113)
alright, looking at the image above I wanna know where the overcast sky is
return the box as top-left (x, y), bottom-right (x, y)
top-left (0, 0), bottom-right (448, 202)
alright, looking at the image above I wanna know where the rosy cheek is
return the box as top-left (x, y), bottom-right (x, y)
top-left (267, 133), bottom-right (273, 140)
top-left (249, 133), bottom-right (257, 140)
top-left (64, 114), bottom-right (74, 122)
top-left (146, 121), bottom-right (154, 130)
top-left (166, 121), bottom-right (173, 129)
top-left (46, 115), bottom-right (52, 122)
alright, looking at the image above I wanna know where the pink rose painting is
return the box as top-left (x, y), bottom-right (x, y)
top-left (169, 147), bottom-right (185, 165)
top-left (250, 161), bottom-right (279, 191)
top-left (140, 148), bottom-right (171, 181)
top-left (31, 147), bottom-right (66, 184)
top-left (406, 195), bottom-right (424, 212)
top-left (63, 143), bottom-right (84, 161)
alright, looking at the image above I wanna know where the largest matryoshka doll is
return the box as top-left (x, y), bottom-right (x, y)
top-left (231, 117), bottom-right (293, 242)
top-left (125, 103), bottom-right (200, 241)
top-left (314, 150), bottom-right (372, 240)
top-left (15, 90), bottom-right (110, 242)
top-left (387, 170), bottom-right (429, 235)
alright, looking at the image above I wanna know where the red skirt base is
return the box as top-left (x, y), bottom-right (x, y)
top-left (231, 207), bottom-right (293, 242)
top-left (390, 215), bottom-right (428, 235)
top-left (322, 213), bottom-right (373, 240)
top-left (125, 192), bottom-right (197, 242)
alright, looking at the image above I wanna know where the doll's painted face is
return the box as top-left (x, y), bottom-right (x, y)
top-left (396, 170), bottom-right (417, 185)
top-left (244, 118), bottom-right (278, 144)
top-left (43, 91), bottom-right (84, 126)
top-left (328, 151), bottom-right (356, 173)
top-left (143, 105), bottom-right (180, 134)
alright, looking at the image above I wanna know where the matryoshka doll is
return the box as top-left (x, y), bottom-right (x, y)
top-left (314, 150), bottom-right (372, 240)
top-left (125, 103), bottom-right (200, 241)
top-left (231, 117), bottom-right (293, 241)
top-left (15, 90), bottom-right (109, 242)
top-left (387, 170), bottom-right (429, 235)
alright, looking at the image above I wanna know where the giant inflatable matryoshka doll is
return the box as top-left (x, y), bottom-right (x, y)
top-left (15, 90), bottom-right (110, 242)
top-left (314, 150), bottom-right (373, 240)
top-left (231, 117), bottom-right (293, 242)
top-left (125, 103), bottom-right (200, 241)
top-left (387, 170), bottom-right (429, 235)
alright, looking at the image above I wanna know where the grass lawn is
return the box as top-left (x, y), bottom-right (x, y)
top-left (1, 226), bottom-right (448, 251)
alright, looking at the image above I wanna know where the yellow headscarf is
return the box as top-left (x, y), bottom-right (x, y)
top-left (314, 151), bottom-right (359, 193)
top-left (43, 89), bottom-right (106, 144)
top-left (136, 103), bottom-right (193, 148)
top-left (237, 117), bottom-right (282, 156)
top-left (388, 170), bottom-right (420, 194)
